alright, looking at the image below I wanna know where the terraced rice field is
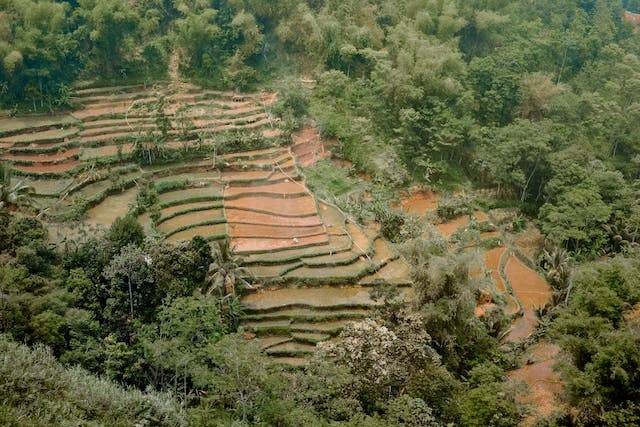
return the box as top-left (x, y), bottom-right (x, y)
top-left (398, 198), bottom-right (552, 343)
top-left (508, 342), bottom-right (564, 425)
top-left (129, 145), bottom-right (411, 365)
top-left (0, 84), bottom-right (280, 218)
top-left (503, 254), bottom-right (553, 342)
top-left (1, 84), bottom-right (413, 366)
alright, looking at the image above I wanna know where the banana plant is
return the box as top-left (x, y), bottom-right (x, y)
top-left (0, 162), bottom-right (34, 209)
top-left (541, 246), bottom-right (572, 305)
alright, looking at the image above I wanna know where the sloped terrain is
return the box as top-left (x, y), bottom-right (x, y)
top-left (0, 86), bottom-right (412, 367)
top-left (0, 84), bottom-right (280, 219)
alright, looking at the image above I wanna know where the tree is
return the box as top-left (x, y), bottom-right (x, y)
top-left (142, 296), bottom-right (227, 400)
top-left (517, 72), bottom-right (566, 120)
top-left (0, 335), bottom-right (185, 426)
top-left (406, 244), bottom-right (497, 370)
top-left (317, 317), bottom-right (440, 407)
top-left (474, 119), bottom-right (552, 201)
top-left (551, 255), bottom-right (640, 424)
top-left (78, 0), bottom-right (141, 76)
top-left (204, 240), bottom-right (251, 298)
top-left (102, 244), bottom-right (159, 338)
top-left (191, 334), bottom-right (289, 424)
top-left (540, 186), bottom-right (612, 253)
top-left (108, 214), bottom-right (144, 250)
top-left (0, 0), bottom-right (79, 108)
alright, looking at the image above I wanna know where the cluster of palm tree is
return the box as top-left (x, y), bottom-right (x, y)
top-left (0, 162), bottom-right (34, 210)
top-left (202, 240), bottom-right (254, 329)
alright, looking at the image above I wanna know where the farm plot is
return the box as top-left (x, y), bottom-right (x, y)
top-left (3, 84), bottom-right (414, 367)
top-left (0, 114), bottom-right (81, 176)
top-left (241, 285), bottom-right (410, 366)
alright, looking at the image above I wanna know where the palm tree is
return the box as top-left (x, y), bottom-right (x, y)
top-left (202, 239), bottom-right (252, 330)
top-left (203, 239), bottom-right (253, 298)
top-left (0, 162), bottom-right (34, 209)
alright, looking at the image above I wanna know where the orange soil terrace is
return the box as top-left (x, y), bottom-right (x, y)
top-left (397, 189), bottom-right (439, 215)
top-left (435, 215), bottom-right (470, 238)
top-left (12, 159), bottom-right (79, 174)
top-left (291, 126), bottom-right (332, 167)
top-left (503, 255), bottom-right (553, 342)
top-left (1, 147), bottom-right (79, 163)
top-left (485, 246), bottom-right (507, 292)
top-left (508, 342), bottom-right (564, 426)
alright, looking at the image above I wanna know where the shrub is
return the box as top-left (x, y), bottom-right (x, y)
top-left (155, 180), bottom-right (188, 194)
top-left (436, 193), bottom-right (474, 220)
top-left (108, 215), bottom-right (145, 250)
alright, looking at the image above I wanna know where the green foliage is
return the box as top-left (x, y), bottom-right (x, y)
top-left (436, 193), bottom-right (474, 221)
top-left (108, 214), bottom-right (145, 250)
top-left (155, 179), bottom-right (188, 194)
top-left (174, 5), bottom-right (263, 89)
top-left (0, 0), bottom-right (79, 109)
top-left (304, 160), bottom-right (359, 198)
top-left (0, 335), bottom-right (185, 425)
top-left (551, 254), bottom-right (640, 424)
top-left (455, 381), bottom-right (522, 427)
top-left (0, 162), bottom-right (35, 210)
top-left (272, 79), bottom-right (310, 130)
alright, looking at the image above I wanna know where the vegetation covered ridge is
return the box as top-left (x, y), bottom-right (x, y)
top-left (3, 0), bottom-right (640, 425)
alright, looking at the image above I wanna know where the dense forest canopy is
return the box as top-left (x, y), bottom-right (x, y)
top-left (2, 0), bottom-right (640, 425)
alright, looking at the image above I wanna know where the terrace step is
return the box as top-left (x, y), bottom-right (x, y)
top-left (358, 258), bottom-right (413, 286)
top-left (2, 148), bottom-right (79, 164)
top-left (224, 180), bottom-right (308, 199)
top-left (165, 223), bottom-right (227, 243)
top-left (81, 117), bottom-right (155, 130)
top-left (231, 233), bottom-right (329, 254)
top-left (256, 336), bottom-right (292, 350)
top-left (242, 308), bottom-right (370, 323)
top-left (300, 245), bottom-right (369, 267)
top-left (157, 208), bottom-right (225, 235)
top-left (271, 356), bottom-right (308, 367)
top-left (241, 234), bottom-right (352, 264)
top-left (223, 152), bottom-right (292, 170)
top-left (291, 332), bottom-right (331, 344)
top-left (0, 115), bottom-right (79, 138)
top-left (73, 83), bottom-right (163, 97)
top-left (0, 127), bottom-right (79, 146)
top-left (242, 319), bottom-right (355, 336)
top-left (12, 159), bottom-right (79, 175)
top-left (277, 238), bottom-right (396, 284)
top-left (24, 177), bottom-right (74, 197)
top-left (228, 223), bottom-right (326, 239)
top-left (158, 186), bottom-right (224, 207)
top-left (241, 286), bottom-right (378, 312)
top-left (8, 139), bottom-right (77, 154)
top-left (158, 202), bottom-right (223, 223)
top-left (225, 208), bottom-right (323, 228)
top-left (219, 147), bottom-right (286, 162)
top-left (265, 341), bottom-right (316, 357)
top-left (224, 195), bottom-right (319, 217)
top-left (245, 260), bottom-right (304, 278)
